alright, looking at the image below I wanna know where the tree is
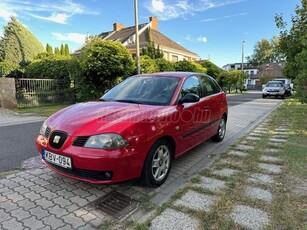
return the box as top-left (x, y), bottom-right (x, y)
top-left (64, 44), bottom-right (70, 56)
top-left (217, 70), bottom-right (247, 93)
top-left (46, 44), bottom-right (53, 55)
top-left (200, 60), bottom-right (222, 79)
top-left (258, 73), bottom-right (275, 85)
top-left (74, 39), bottom-right (135, 100)
top-left (275, 0), bottom-right (307, 102)
top-left (0, 17), bottom-right (45, 66)
top-left (60, 44), bottom-right (64, 55)
top-left (54, 47), bottom-right (60, 56)
top-left (246, 37), bottom-right (283, 66)
top-left (141, 28), bottom-right (164, 59)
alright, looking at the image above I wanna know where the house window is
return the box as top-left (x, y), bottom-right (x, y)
top-left (128, 35), bottom-right (135, 44)
top-left (250, 70), bottom-right (254, 76)
top-left (172, 55), bottom-right (178, 62)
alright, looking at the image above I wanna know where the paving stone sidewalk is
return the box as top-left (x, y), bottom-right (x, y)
top-left (149, 122), bottom-right (289, 230)
top-left (0, 98), bottom-right (283, 229)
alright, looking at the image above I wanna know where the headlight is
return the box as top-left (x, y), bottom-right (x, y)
top-left (40, 120), bottom-right (48, 136)
top-left (263, 88), bottom-right (267, 92)
top-left (84, 133), bottom-right (128, 149)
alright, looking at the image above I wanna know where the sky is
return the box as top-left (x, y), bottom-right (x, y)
top-left (0, 0), bottom-right (302, 67)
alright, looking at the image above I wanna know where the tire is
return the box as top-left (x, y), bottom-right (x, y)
top-left (211, 117), bottom-right (226, 142)
top-left (140, 139), bottom-right (172, 187)
top-left (281, 94), bottom-right (285, 99)
top-left (262, 94), bottom-right (266, 98)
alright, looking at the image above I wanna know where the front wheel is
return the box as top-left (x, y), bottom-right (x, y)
top-left (211, 117), bottom-right (226, 142)
top-left (140, 139), bottom-right (172, 187)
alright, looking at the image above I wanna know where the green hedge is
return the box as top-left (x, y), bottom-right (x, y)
top-left (0, 61), bottom-right (20, 77)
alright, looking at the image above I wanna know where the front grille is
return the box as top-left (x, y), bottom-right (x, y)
top-left (73, 136), bottom-right (89, 147)
top-left (46, 162), bottom-right (113, 181)
top-left (49, 131), bottom-right (68, 149)
top-left (45, 127), bottom-right (51, 138)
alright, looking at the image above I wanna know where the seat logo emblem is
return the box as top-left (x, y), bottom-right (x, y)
top-left (53, 136), bottom-right (61, 144)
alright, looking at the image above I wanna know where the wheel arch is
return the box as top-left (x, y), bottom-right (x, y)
top-left (222, 112), bottom-right (227, 123)
top-left (157, 135), bottom-right (176, 160)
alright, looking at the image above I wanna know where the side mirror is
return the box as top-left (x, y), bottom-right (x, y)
top-left (104, 89), bottom-right (109, 94)
top-left (178, 93), bottom-right (200, 105)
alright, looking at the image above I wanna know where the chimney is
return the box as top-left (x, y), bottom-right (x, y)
top-left (113, 23), bottom-right (125, 31)
top-left (149, 16), bottom-right (158, 31)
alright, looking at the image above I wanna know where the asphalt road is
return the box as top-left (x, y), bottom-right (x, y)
top-left (0, 121), bottom-right (43, 172)
top-left (0, 92), bottom-right (263, 173)
top-left (227, 91), bottom-right (263, 106)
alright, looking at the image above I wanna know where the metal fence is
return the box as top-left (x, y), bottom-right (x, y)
top-left (15, 78), bottom-right (76, 108)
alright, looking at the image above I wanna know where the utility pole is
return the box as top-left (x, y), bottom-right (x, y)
top-left (134, 0), bottom-right (140, 74)
top-left (241, 40), bottom-right (245, 71)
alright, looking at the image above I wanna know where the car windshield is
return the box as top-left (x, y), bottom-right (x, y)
top-left (266, 83), bottom-right (283, 87)
top-left (101, 76), bottom-right (180, 105)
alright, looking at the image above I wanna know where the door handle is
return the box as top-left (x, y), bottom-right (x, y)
top-left (204, 105), bottom-right (209, 109)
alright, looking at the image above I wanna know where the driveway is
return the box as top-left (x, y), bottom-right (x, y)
top-left (0, 95), bottom-right (283, 229)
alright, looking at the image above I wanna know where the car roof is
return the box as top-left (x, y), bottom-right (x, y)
top-left (135, 72), bottom-right (209, 79)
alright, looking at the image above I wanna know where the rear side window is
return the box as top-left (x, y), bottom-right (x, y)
top-left (199, 75), bottom-right (221, 97)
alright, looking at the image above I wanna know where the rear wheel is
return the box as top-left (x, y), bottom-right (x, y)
top-left (262, 94), bottom-right (266, 98)
top-left (211, 117), bottom-right (226, 142)
top-left (140, 139), bottom-right (172, 187)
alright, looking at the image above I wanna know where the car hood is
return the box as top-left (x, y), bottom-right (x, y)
top-left (46, 101), bottom-right (173, 136)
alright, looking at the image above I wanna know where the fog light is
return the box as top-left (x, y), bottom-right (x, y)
top-left (105, 172), bottom-right (112, 179)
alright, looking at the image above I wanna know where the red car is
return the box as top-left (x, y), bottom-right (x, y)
top-left (36, 72), bottom-right (228, 187)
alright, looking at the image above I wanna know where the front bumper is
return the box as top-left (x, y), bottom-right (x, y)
top-left (36, 134), bottom-right (145, 184)
top-left (263, 91), bottom-right (285, 96)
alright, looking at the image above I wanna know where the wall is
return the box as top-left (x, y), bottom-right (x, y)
top-left (0, 78), bottom-right (17, 109)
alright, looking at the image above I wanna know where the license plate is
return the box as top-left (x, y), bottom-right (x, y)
top-left (42, 149), bottom-right (72, 169)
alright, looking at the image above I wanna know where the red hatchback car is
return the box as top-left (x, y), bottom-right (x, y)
top-left (36, 72), bottom-right (228, 187)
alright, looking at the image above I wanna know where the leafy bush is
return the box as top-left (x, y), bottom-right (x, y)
top-left (174, 60), bottom-right (207, 73)
top-left (74, 39), bottom-right (135, 101)
top-left (140, 55), bottom-right (158, 74)
top-left (192, 62), bottom-right (207, 73)
top-left (154, 58), bottom-right (174, 72)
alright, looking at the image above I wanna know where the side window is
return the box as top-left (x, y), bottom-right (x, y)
top-left (180, 76), bottom-right (201, 98)
top-left (200, 75), bottom-right (220, 97)
top-left (209, 77), bottom-right (222, 93)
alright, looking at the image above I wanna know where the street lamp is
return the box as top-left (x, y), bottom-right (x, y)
top-left (134, 0), bottom-right (140, 74)
top-left (241, 40), bottom-right (245, 71)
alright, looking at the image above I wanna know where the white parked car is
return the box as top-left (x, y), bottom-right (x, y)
top-left (262, 81), bottom-right (286, 99)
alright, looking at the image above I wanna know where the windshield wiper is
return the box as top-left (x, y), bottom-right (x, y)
top-left (113, 99), bottom-right (143, 104)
